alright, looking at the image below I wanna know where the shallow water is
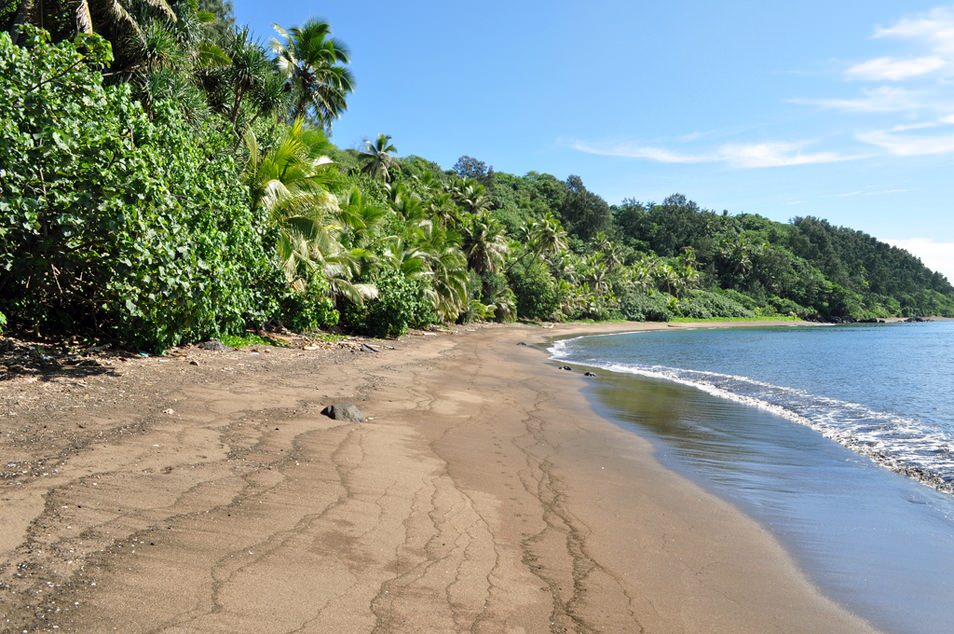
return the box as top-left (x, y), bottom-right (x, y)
top-left (552, 323), bottom-right (954, 634)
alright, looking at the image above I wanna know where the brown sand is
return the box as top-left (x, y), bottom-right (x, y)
top-left (0, 322), bottom-right (881, 633)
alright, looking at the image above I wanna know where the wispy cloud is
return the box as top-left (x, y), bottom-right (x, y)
top-left (857, 128), bottom-right (954, 155)
top-left (820, 188), bottom-right (907, 199)
top-left (844, 56), bottom-right (946, 81)
top-left (568, 142), bottom-right (713, 164)
top-left (885, 237), bottom-right (954, 281)
top-left (569, 139), bottom-right (863, 169)
top-left (873, 6), bottom-right (954, 56)
top-left (794, 5), bottom-right (954, 121)
top-left (790, 86), bottom-right (927, 113)
top-left (717, 141), bottom-right (862, 168)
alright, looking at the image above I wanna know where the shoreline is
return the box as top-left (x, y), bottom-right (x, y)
top-left (560, 322), bottom-right (954, 634)
top-left (0, 321), bottom-right (879, 633)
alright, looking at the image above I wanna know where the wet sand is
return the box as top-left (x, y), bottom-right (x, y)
top-left (0, 322), bottom-right (879, 633)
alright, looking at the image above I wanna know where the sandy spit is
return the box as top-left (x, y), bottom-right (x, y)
top-left (0, 321), bottom-right (880, 633)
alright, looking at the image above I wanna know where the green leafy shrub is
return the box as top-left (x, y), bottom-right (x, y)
top-left (0, 28), bottom-right (271, 350)
top-left (0, 309), bottom-right (6, 334)
top-left (676, 289), bottom-right (754, 319)
top-left (508, 260), bottom-right (561, 321)
top-left (617, 288), bottom-right (673, 322)
top-left (276, 280), bottom-right (339, 333)
top-left (767, 295), bottom-right (811, 318)
top-left (341, 270), bottom-right (436, 338)
top-left (477, 272), bottom-right (516, 323)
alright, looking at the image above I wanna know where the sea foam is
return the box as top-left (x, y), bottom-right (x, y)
top-left (549, 336), bottom-right (954, 496)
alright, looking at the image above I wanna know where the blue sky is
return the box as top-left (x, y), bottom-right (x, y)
top-left (234, 1), bottom-right (954, 279)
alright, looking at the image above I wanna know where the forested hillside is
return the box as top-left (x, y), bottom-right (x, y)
top-left (1, 2), bottom-right (951, 350)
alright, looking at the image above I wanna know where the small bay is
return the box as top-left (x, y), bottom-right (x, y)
top-left (552, 322), bottom-right (954, 634)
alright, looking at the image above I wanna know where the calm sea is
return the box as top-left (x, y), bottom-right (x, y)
top-left (550, 322), bottom-right (954, 634)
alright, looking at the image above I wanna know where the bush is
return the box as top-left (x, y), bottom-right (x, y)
top-left (0, 29), bottom-right (271, 350)
top-left (675, 289), bottom-right (755, 319)
top-left (508, 260), bottom-right (561, 320)
top-left (341, 270), bottom-right (436, 338)
top-left (618, 288), bottom-right (673, 322)
top-left (479, 271), bottom-right (517, 323)
top-left (276, 283), bottom-right (339, 332)
top-left (767, 295), bottom-right (811, 318)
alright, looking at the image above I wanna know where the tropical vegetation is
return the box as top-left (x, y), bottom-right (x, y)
top-left (1, 2), bottom-right (952, 350)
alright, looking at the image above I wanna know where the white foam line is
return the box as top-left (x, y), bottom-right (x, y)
top-left (552, 340), bottom-right (954, 494)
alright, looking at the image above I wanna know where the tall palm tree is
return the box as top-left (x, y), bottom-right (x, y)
top-left (245, 118), bottom-right (374, 303)
top-left (359, 133), bottom-right (398, 183)
top-left (462, 213), bottom-right (509, 275)
top-left (271, 19), bottom-right (353, 129)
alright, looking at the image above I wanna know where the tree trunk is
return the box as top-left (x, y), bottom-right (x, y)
top-left (75, 0), bottom-right (94, 34)
top-left (9, 0), bottom-right (35, 44)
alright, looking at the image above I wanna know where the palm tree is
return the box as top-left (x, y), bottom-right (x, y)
top-left (359, 134), bottom-right (398, 183)
top-left (462, 213), bottom-right (509, 275)
top-left (530, 213), bottom-right (568, 259)
top-left (245, 117), bottom-right (337, 213)
top-left (11, 0), bottom-right (176, 53)
top-left (245, 118), bottom-right (374, 303)
top-left (453, 178), bottom-right (490, 215)
top-left (271, 19), bottom-right (353, 129)
top-left (219, 26), bottom-right (273, 126)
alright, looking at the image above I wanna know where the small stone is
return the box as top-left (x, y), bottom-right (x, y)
top-left (560, 365), bottom-right (572, 371)
top-left (584, 371), bottom-right (597, 377)
top-left (320, 403), bottom-right (365, 423)
top-left (198, 340), bottom-right (230, 352)
top-left (162, 408), bottom-right (175, 416)
top-left (189, 360), bottom-right (199, 366)
top-left (360, 343), bottom-right (380, 353)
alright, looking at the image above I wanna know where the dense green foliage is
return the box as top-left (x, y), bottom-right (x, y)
top-left (0, 28), bottom-right (275, 349)
top-left (1, 7), bottom-right (951, 352)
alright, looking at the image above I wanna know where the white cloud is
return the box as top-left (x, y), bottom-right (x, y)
top-left (717, 141), bottom-right (859, 168)
top-left (844, 56), bottom-right (945, 81)
top-left (886, 238), bottom-right (954, 281)
top-left (569, 139), bottom-right (863, 169)
top-left (790, 86), bottom-right (926, 113)
top-left (874, 7), bottom-right (954, 56)
top-left (857, 128), bottom-right (954, 155)
top-left (821, 188), bottom-right (907, 199)
top-left (568, 142), bottom-right (713, 164)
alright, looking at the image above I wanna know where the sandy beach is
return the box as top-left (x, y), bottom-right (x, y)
top-left (0, 322), bottom-right (880, 633)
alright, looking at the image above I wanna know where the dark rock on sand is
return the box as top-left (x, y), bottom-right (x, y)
top-left (560, 365), bottom-right (572, 371)
top-left (199, 339), bottom-right (231, 352)
top-left (584, 371), bottom-right (597, 377)
top-left (321, 403), bottom-right (366, 422)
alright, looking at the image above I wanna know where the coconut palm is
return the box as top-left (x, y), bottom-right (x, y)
top-left (462, 213), bottom-right (509, 275)
top-left (507, 212), bottom-right (568, 274)
top-left (359, 134), bottom-right (398, 183)
top-left (452, 178), bottom-right (491, 215)
top-left (271, 19), bottom-right (353, 129)
top-left (245, 118), bottom-right (374, 303)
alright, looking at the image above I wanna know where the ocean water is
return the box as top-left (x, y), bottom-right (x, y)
top-left (550, 322), bottom-right (954, 634)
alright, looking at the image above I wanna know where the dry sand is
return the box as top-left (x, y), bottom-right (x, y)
top-left (0, 322), bottom-right (881, 633)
